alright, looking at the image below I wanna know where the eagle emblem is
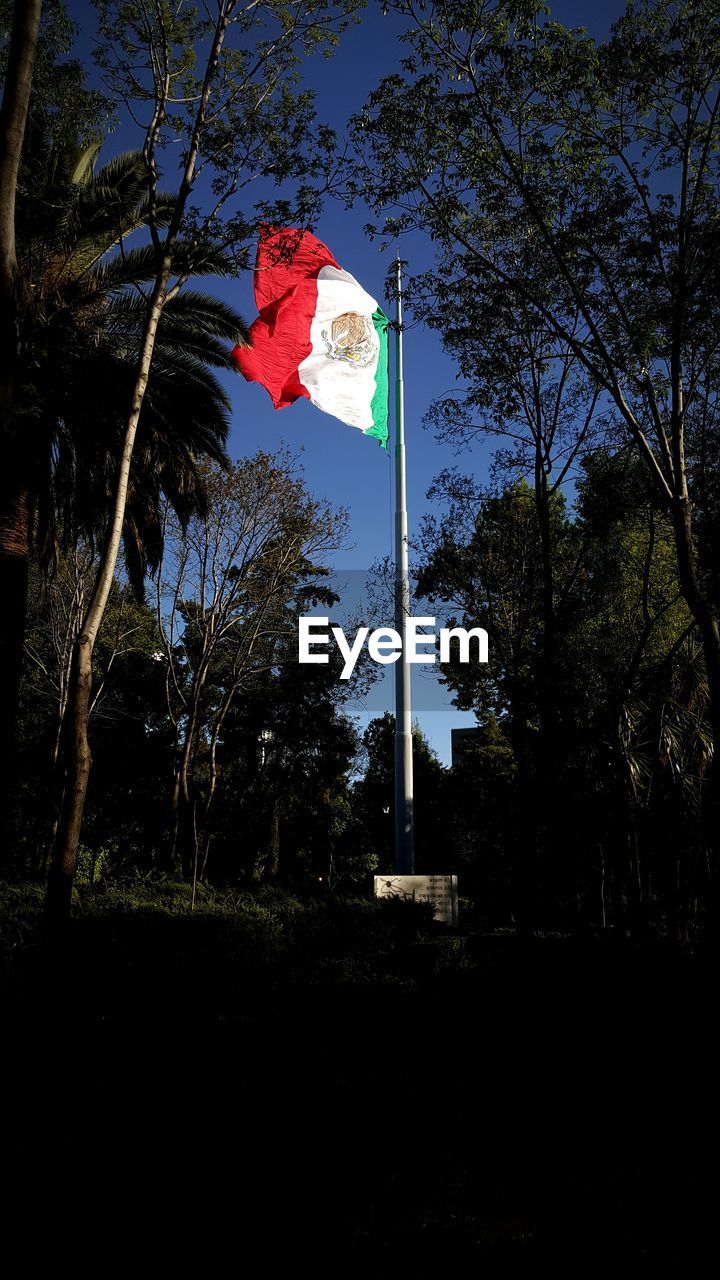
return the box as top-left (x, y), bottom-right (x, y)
top-left (321, 311), bottom-right (375, 368)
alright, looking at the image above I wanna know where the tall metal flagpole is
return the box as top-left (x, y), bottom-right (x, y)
top-left (394, 256), bottom-right (414, 874)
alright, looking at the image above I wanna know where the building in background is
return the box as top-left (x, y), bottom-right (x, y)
top-left (451, 727), bottom-right (482, 769)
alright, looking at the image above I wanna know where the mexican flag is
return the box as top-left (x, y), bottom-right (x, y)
top-left (232, 228), bottom-right (389, 449)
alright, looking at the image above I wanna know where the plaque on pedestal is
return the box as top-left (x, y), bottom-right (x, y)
top-left (373, 874), bottom-right (459, 926)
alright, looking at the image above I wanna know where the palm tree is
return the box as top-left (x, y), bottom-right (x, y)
top-left (0, 145), bottom-right (248, 845)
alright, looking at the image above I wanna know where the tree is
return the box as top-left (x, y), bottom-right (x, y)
top-left (571, 448), bottom-right (698, 933)
top-left (0, 0), bottom-right (43, 810)
top-left (423, 277), bottom-right (603, 769)
top-left (0, 140), bottom-right (247, 862)
top-left (444, 716), bottom-right (515, 917)
top-left (1, 0), bottom-right (110, 787)
top-left (417, 448), bottom-right (702, 931)
top-left (0, 1), bottom-right (107, 171)
top-left (156, 454), bottom-right (348, 882)
top-left (356, 0), bottom-right (720, 865)
top-left (354, 712), bottom-right (447, 873)
top-left (22, 147), bottom-right (245, 562)
top-left (47, 0), bottom-right (360, 917)
top-left (216, 643), bottom-right (362, 885)
top-left (16, 544), bottom-right (167, 871)
top-left (419, 476), bottom-right (580, 737)
top-left (418, 476), bottom-right (581, 921)
top-left (8, 142), bottom-right (245, 584)
top-left (0, 0), bottom-right (42, 416)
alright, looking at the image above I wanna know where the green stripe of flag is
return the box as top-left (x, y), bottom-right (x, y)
top-left (364, 307), bottom-right (389, 451)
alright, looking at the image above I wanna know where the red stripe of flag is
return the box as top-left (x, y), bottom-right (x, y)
top-left (232, 227), bottom-right (339, 410)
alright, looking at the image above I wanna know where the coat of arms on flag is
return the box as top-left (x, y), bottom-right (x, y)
top-left (232, 228), bottom-right (389, 449)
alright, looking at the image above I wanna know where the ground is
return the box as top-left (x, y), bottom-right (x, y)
top-left (1, 880), bottom-right (714, 1268)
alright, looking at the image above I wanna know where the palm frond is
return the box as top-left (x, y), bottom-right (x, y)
top-left (18, 141), bottom-right (240, 590)
top-left (102, 289), bottom-right (247, 346)
top-left (62, 141), bottom-right (102, 185)
top-left (85, 239), bottom-right (237, 299)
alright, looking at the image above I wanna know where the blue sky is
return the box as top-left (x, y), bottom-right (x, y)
top-left (68, 0), bottom-right (626, 762)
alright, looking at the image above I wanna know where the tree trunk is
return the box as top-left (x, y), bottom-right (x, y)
top-left (265, 803), bottom-right (280, 879)
top-left (167, 768), bottom-right (182, 871)
top-left (533, 466), bottom-right (561, 873)
top-left (508, 698), bottom-right (534, 934)
top-left (671, 497), bottom-right (720, 924)
top-left (46, 636), bottom-right (93, 920)
top-left (0, 0), bottom-right (42, 419)
top-left (0, 473), bottom-right (30, 865)
top-left (178, 793), bottom-right (197, 882)
top-left (175, 716), bottom-right (200, 879)
top-left (0, 0), bottom-right (43, 864)
top-left (45, 2), bottom-right (233, 922)
top-left (534, 464), bottom-right (556, 744)
top-left (47, 282), bottom-right (168, 921)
